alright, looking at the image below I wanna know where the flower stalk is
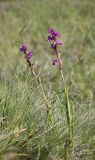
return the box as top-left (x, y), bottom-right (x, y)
top-left (56, 50), bottom-right (73, 145)
top-left (19, 45), bottom-right (52, 123)
top-left (47, 28), bottom-right (74, 156)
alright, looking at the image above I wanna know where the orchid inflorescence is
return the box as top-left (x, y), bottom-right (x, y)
top-left (20, 44), bottom-right (32, 59)
top-left (19, 41), bottom-right (51, 114)
top-left (19, 44), bottom-right (40, 82)
top-left (48, 29), bottom-right (73, 151)
top-left (47, 28), bottom-right (62, 66)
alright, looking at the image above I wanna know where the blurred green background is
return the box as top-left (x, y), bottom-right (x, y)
top-left (0, 0), bottom-right (95, 81)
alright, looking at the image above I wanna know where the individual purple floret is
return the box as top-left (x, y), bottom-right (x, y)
top-left (48, 28), bottom-right (54, 34)
top-left (48, 28), bottom-right (60, 38)
top-left (27, 51), bottom-right (32, 59)
top-left (20, 44), bottom-right (27, 52)
top-left (56, 40), bottom-right (62, 46)
top-left (52, 31), bottom-right (60, 37)
top-left (50, 44), bottom-right (55, 49)
top-left (50, 44), bottom-right (54, 48)
top-left (47, 35), bottom-right (53, 41)
top-left (52, 58), bottom-right (58, 65)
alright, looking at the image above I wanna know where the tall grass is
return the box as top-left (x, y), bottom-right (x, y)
top-left (0, 0), bottom-right (95, 159)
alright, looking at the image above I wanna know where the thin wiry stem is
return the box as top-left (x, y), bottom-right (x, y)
top-left (25, 54), bottom-right (52, 124)
top-left (56, 50), bottom-right (73, 147)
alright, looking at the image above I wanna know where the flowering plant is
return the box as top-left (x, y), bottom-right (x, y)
top-left (47, 28), bottom-right (62, 67)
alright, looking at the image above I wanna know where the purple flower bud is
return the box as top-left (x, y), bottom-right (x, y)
top-left (48, 28), bottom-right (54, 34)
top-left (56, 40), bottom-right (62, 46)
top-left (27, 51), bottom-right (32, 59)
top-left (20, 44), bottom-right (27, 52)
top-left (52, 58), bottom-right (58, 65)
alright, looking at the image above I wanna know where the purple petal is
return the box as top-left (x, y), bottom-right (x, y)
top-left (53, 31), bottom-right (60, 37)
top-left (48, 28), bottom-right (54, 34)
top-left (47, 36), bottom-right (53, 41)
top-left (20, 44), bottom-right (27, 52)
top-left (56, 40), bottom-right (62, 45)
top-left (50, 44), bottom-right (55, 49)
top-left (27, 51), bottom-right (32, 58)
top-left (52, 58), bottom-right (58, 65)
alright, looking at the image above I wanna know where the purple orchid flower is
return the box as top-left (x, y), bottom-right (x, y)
top-left (47, 35), bottom-right (53, 41)
top-left (27, 51), bottom-right (32, 59)
top-left (48, 28), bottom-right (54, 34)
top-left (48, 28), bottom-right (60, 37)
top-left (52, 58), bottom-right (58, 65)
top-left (52, 31), bottom-right (60, 37)
top-left (50, 44), bottom-right (56, 50)
top-left (20, 44), bottom-right (27, 52)
top-left (56, 40), bottom-right (62, 46)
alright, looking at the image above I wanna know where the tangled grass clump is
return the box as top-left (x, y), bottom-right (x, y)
top-left (0, 0), bottom-right (95, 159)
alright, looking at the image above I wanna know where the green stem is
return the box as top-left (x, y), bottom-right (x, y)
top-left (25, 56), bottom-right (52, 124)
top-left (57, 51), bottom-right (73, 147)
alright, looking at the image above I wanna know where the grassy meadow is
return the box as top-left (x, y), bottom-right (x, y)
top-left (0, 0), bottom-right (95, 159)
